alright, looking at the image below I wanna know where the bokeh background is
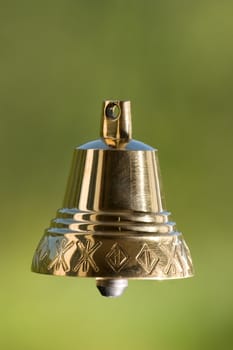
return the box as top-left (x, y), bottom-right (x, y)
top-left (1, 1), bottom-right (233, 349)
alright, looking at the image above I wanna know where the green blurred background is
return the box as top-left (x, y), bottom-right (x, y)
top-left (1, 1), bottom-right (233, 349)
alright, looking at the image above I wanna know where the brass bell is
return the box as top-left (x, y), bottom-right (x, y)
top-left (31, 100), bottom-right (194, 297)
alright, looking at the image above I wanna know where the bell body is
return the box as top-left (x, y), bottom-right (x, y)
top-left (32, 100), bottom-right (194, 296)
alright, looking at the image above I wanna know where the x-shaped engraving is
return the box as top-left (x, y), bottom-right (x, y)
top-left (48, 239), bottom-right (74, 272)
top-left (160, 237), bottom-right (187, 275)
top-left (32, 236), bottom-right (49, 270)
top-left (73, 239), bottom-right (102, 273)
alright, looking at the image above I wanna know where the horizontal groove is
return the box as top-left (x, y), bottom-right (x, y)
top-left (47, 227), bottom-right (179, 237)
top-left (48, 208), bottom-right (176, 234)
top-left (57, 208), bottom-right (171, 224)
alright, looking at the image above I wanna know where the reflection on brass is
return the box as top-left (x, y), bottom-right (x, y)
top-left (32, 100), bottom-right (194, 297)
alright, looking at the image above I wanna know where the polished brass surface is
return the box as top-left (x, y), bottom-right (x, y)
top-left (32, 100), bottom-right (194, 297)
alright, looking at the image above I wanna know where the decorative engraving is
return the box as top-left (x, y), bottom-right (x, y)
top-left (159, 237), bottom-right (191, 276)
top-left (106, 243), bottom-right (129, 272)
top-left (182, 240), bottom-right (193, 272)
top-left (73, 239), bottom-right (102, 273)
top-left (32, 236), bottom-right (49, 270)
top-left (37, 236), bottom-right (49, 261)
top-left (175, 239), bottom-right (193, 275)
top-left (136, 243), bottom-right (159, 274)
top-left (48, 239), bottom-right (74, 272)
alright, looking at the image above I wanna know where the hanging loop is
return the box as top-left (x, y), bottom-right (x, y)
top-left (101, 100), bottom-right (132, 148)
